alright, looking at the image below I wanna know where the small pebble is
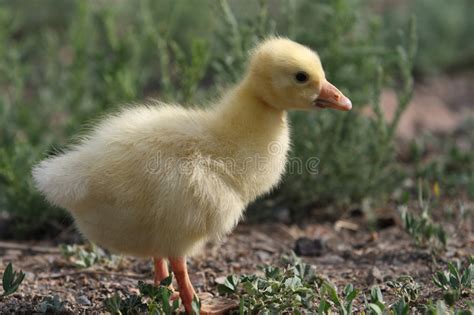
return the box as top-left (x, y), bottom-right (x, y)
top-left (255, 250), bottom-right (271, 261)
top-left (76, 295), bottom-right (91, 306)
top-left (294, 237), bottom-right (324, 256)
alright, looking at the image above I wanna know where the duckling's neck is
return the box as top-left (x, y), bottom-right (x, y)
top-left (211, 80), bottom-right (288, 145)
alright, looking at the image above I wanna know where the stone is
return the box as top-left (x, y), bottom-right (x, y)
top-left (76, 295), bottom-right (91, 306)
top-left (198, 292), bottom-right (239, 315)
top-left (294, 237), bottom-right (324, 256)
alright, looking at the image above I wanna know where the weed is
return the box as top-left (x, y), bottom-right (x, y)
top-left (386, 276), bottom-right (421, 304)
top-left (318, 281), bottom-right (358, 314)
top-left (217, 256), bottom-right (473, 313)
top-left (432, 257), bottom-right (474, 306)
top-left (400, 182), bottom-right (447, 253)
top-left (218, 261), bottom-right (318, 313)
top-left (60, 243), bottom-right (121, 268)
top-left (400, 207), bottom-right (447, 252)
top-left (422, 300), bottom-right (474, 315)
top-left (0, 262), bottom-right (25, 299)
top-left (363, 286), bottom-right (414, 315)
top-left (364, 286), bottom-right (387, 314)
top-left (103, 276), bottom-right (182, 315)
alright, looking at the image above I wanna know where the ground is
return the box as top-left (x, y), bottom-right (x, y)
top-left (1, 202), bottom-right (472, 314)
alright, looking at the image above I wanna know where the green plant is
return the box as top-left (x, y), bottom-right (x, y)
top-left (382, 0), bottom-right (474, 76)
top-left (218, 261), bottom-right (318, 313)
top-left (104, 294), bottom-right (145, 315)
top-left (0, 262), bottom-right (25, 299)
top-left (37, 295), bottom-right (67, 314)
top-left (217, 258), bottom-right (473, 314)
top-left (103, 276), bottom-right (183, 315)
top-left (400, 181), bottom-right (447, 253)
top-left (422, 300), bottom-right (474, 315)
top-left (318, 282), bottom-right (358, 314)
top-left (386, 276), bottom-right (421, 304)
top-left (365, 286), bottom-right (387, 314)
top-left (390, 299), bottom-right (410, 315)
top-left (362, 286), bottom-right (413, 315)
top-left (432, 257), bottom-right (474, 306)
top-left (60, 243), bottom-right (121, 268)
top-left (0, 143), bottom-right (65, 238)
top-left (401, 207), bottom-right (447, 252)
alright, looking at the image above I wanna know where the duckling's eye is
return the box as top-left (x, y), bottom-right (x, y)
top-left (295, 71), bottom-right (309, 83)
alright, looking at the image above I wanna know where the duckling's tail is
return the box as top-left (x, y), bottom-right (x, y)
top-left (32, 152), bottom-right (89, 210)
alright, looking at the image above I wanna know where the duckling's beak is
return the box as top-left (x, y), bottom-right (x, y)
top-left (314, 80), bottom-right (352, 111)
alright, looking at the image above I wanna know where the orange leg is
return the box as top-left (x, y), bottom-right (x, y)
top-left (169, 256), bottom-right (196, 314)
top-left (153, 257), bottom-right (170, 285)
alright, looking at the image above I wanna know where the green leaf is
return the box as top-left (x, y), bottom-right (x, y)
top-left (368, 303), bottom-right (382, 314)
top-left (217, 274), bottom-right (239, 295)
top-left (370, 286), bottom-right (383, 303)
top-left (103, 294), bottom-right (123, 315)
top-left (191, 295), bottom-right (201, 315)
top-left (448, 262), bottom-right (460, 279)
top-left (449, 274), bottom-right (460, 290)
top-left (284, 277), bottom-right (302, 290)
top-left (344, 284), bottom-right (358, 302)
top-left (443, 290), bottom-right (459, 307)
top-left (239, 297), bottom-right (246, 315)
top-left (1, 262), bottom-right (25, 298)
top-left (242, 281), bottom-right (258, 295)
top-left (172, 298), bottom-right (180, 312)
top-left (2, 263), bottom-right (13, 292)
top-left (391, 299), bottom-right (409, 315)
top-left (318, 299), bottom-right (330, 314)
top-left (138, 281), bottom-right (163, 300)
top-left (160, 275), bottom-right (173, 287)
top-left (161, 289), bottom-right (171, 314)
top-left (322, 282), bottom-right (342, 307)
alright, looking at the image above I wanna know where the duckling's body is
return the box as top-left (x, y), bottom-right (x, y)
top-left (33, 38), bottom-right (351, 313)
top-left (35, 84), bottom-right (289, 258)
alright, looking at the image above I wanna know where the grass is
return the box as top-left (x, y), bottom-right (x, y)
top-left (399, 185), bottom-right (448, 254)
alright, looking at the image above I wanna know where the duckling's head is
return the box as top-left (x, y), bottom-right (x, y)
top-left (245, 37), bottom-right (351, 111)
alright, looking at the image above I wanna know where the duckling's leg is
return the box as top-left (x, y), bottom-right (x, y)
top-left (169, 256), bottom-right (196, 314)
top-left (153, 257), bottom-right (169, 285)
top-left (154, 257), bottom-right (180, 300)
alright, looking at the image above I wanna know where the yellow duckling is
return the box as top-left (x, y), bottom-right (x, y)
top-left (33, 37), bottom-right (351, 313)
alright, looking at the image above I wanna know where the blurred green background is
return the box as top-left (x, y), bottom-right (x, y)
top-left (0, 0), bottom-right (472, 238)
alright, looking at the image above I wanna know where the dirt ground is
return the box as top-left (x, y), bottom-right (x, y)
top-left (1, 202), bottom-right (473, 314)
